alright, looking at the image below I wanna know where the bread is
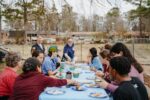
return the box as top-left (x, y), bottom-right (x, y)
top-left (91, 93), bottom-right (101, 97)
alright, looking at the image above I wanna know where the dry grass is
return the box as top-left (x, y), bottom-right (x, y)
top-left (3, 44), bottom-right (104, 61)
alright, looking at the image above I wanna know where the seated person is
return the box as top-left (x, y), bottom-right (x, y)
top-left (87, 47), bottom-right (103, 71)
top-left (10, 57), bottom-right (75, 100)
top-left (110, 42), bottom-right (144, 83)
top-left (32, 50), bottom-right (44, 64)
top-left (99, 49), bottom-right (110, 73)
top-left (99, 42), bottom-right (112, 52)
top-left (97, 42), bottom-right (145, 93)
top-left (97, 49), bottom-right (111, 82)
top-left (42, 45), bottom-right (61, 76)
top-left (97, 56), bottom-right (148, 100)
top-left (0, 52), bottom-right (22, 100)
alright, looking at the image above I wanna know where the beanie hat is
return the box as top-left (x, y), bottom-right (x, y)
top-left (48, 45), bottom-right (58, 52)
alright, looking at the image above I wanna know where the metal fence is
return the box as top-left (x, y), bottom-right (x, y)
top-left (124, 37), bottom-right (150, 65)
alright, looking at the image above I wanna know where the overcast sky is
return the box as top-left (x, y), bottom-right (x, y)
top-left (45, 0), bottom-right (136, 16)
top-left (2, 0), bottom-right (136, 29)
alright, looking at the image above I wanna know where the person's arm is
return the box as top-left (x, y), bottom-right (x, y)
top-left (43, 76), bottom-right (76, 87)
top-left (42, 44), bottom-right (45, 53)
top-left (96, 77), bottom-right (118, 92)
top-left (47, 65), bottom-right (60, 76)
top-left (107, 83), bottom-right (118, 92)
top-left (31, 46), bottom-right (36, 55)
top-left (48, 70), bottom-right (57, 76)
top-left (44, 60), bottom-right (57, 76)
top-left (64, 53), bottom-right (71, 62)
top-left (44, 76), bottom-right (67, 87)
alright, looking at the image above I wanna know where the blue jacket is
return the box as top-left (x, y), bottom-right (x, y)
top-left (62, 44), bottom-right (74, 61)
top-left (42, 56), bottom-right (58, 75)
top-left (89, 56), bottom-right (103, 71)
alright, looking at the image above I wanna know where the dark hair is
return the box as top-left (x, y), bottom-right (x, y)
top-left (48, 51), bottom-right (53, 57)
top-left (110, 56), bottom-right (131, 76)
top-left (32, 50), bottom-right (44, 57)
top-left (110, 42), bottom-right (143, 73)
top-left (22, 57), bottom-right (41, 73)
top-left (89, 47), bottom-right (97, 62)
top-left (5, 52), bottom-right (21, 68)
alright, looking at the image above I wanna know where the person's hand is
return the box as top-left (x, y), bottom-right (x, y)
top-left (96, 71), bottom-right (104, 77)
top-left (90, 67), bottom-right (97, 72)
top-left (87, 56), bottom-right (92, 64)
top-left (72, 47), bottom-right (75, 51)
top-left (96, 77), bottom-right (109, 89)
top-left (66, 61), bottom-right (71, 64)
top-left (67, 57), bottom-right (72, 62)
top-left (66, 79), bottom-right (77, 85)
top-left (49, 75), bottom-right (57, 79)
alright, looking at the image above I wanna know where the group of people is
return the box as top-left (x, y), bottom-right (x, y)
top-left (31, 36), bottom-right (75, 77)
top-left (0, 36), bottom-right (77, 100)
top-left (0, 35), bottom-right (149, 100)
top-left (96, 42), bottom-right (148, 100)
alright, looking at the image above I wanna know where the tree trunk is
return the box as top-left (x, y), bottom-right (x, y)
top-left (139, 0), bottom-right (143, 37)
top-left (139, 16), bottom-right (143, 37)
top-left (0, 7), bottom-right (2, 43)
top-left (23, 0), bottom-right (27, 26)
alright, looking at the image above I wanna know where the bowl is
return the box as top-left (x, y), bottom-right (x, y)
top-left (73, 72), bottom-right (80, 78)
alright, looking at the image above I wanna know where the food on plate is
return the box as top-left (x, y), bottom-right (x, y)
top-left (76, 85), bottom-right (83, 91)
top-left (91, 93), bottom-right (102, 97)
top-left (86, 84), bottom-right (98, 88)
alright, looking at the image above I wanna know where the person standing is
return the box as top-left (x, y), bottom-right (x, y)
top-left (62, 38), bottom-right (75, 62)
top-left (31, 36), bottom-right (45, 54)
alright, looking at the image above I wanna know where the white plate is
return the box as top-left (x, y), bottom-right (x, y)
top-left (89, 92), bottom-right (107, 98)
top-left (45, 89), bottom-right (65, 95)
top-left (86, 77), bottom-right (95, 80)
top-left (72, 86), bottom-right (87, 91)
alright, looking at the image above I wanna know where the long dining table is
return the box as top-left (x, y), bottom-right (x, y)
top-left (39, 63), bottom-right (111, 100)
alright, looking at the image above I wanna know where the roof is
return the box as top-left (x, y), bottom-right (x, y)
top-left (70, 32), bottom-right (102, 36)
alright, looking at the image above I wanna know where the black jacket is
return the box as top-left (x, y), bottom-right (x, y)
top-left (31, 43), bottom-right (45, 54)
